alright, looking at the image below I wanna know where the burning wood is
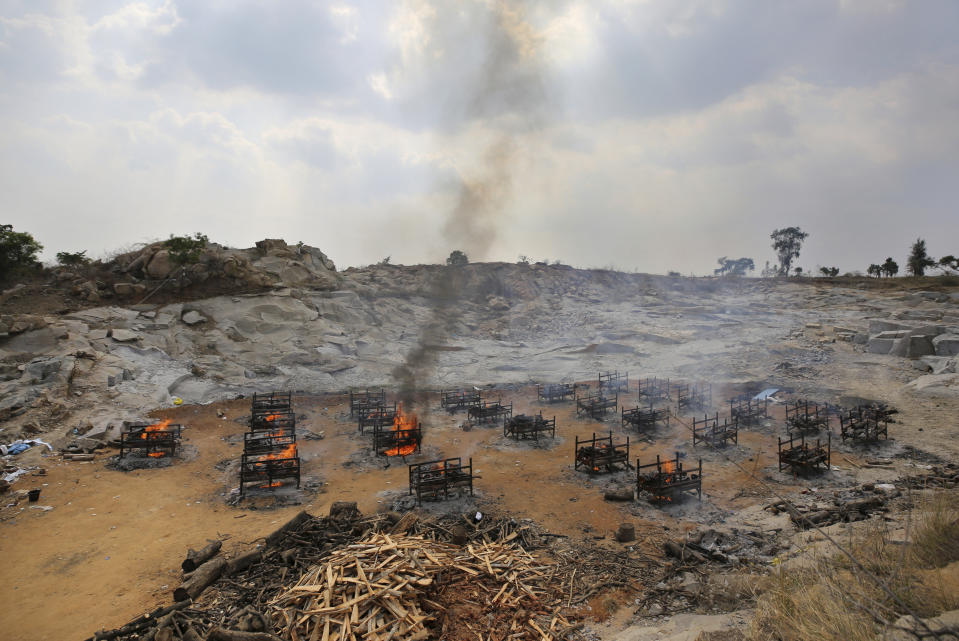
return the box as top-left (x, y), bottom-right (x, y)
top-left (692, 413), bottom-right (739, 448)
top-left (357, 401), bottom-right (397, 433)
top-left (636, 453), bottom-right (703, 504)
top-left (119, 420), bottom-right (182, 459)
top-left (536, 383), bottom-right (576, 403)
top-left (250, 410), bottom-right (295, 432)
top-left (243, 427), bottom-right (296, 454)
top-left (239, 443), bottom-right (301, 495)
top-left (504, 412), bottom-right (556, 440)
top-left (408, 458), bottom-right (474, 503)
top-left (373, 403), bottom-right (421, 457)
top-left (574, 432), bottom-right (631, 474)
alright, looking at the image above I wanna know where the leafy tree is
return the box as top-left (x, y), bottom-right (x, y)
top-left (881, 257), bottom-right (898, 277)
top-left (819, 266), bottom-right (839, 277)
top-left (770, 227), bottom-right (809, 275)
top-left (446, 250), bottom-right (469, 266)
top-left (938, 255), bottom-right (958, 274)
top-left (793, 266), bottom-right (803, 276)
top-left (714, 256), bottom-right (755, 277)
top-left (907, 238), bottom-right (936, 276)
top-left (164, 232), bottom-right (209, 268)
top-left (0, 224), bottom-right (43, 280)
top-left (56, 250), bottom-right (90, 267)
top-left (867, 264), bottom-right (883, 278)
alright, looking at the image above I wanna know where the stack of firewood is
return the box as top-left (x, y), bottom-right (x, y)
top-left (269, 532), bottom-right (576, 641)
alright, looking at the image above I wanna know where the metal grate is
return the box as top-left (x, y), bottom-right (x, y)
top-left (504, 413), bottom-right (556, 441)
top-left (574, 431), bottom-right (631, 474)
top-left (408, 458), bottom-right (474, 503)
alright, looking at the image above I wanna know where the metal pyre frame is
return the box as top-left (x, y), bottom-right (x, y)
top-left (119, 423), bottom-right (182, 458)
top-left (468, 400), bottom-right (513, 426)
top-left (575, 432), bottom-right (631, 474)
top-left (692, 413), bottom-right (739, 448)
top-left (243, 428), bottom-right (296, 454)
top-left (504, 413), bottom-right (556, 441)
top-left (729, 394), bottom-right (769, 426)
top-left (357, 402), bottom-right (397, 433)
top-left (349, 389), bottom-right (386, 418)
top-left (636, 453), bottom-right (703, 504)
top-left (674, 382), bottom-right (712, 413)
top-left (778, 432), bottom-right (831, 474)
top-left (537, 383), bottom-right (576, 403)
top-left (252, 391), bottom-right (293, 414)
top-left (638, 377), bottom-right (671, 404)
top-left (440, 389), bottom-right (482, 413)
top-left (576, 391), bottom-right (618, 420)
top-left (372, 420), bottom-right (422, 457)
top-left (250, 409), bottom-right (296, 432)
top-left (622, 403), bottom-right (671, 433)
top-left (785, 400), bottom-right (830, 433)
top-left (239, 447), bottom-right (301, 495)
top-left (839, 406), bottom-right (889, 443)
top-left (599, 371), bottom-right (630, 394)
top-left (408, 458), bottom-right (474, 503)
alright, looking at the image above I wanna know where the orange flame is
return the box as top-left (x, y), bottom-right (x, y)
top-left (263, 413), bottom-right (283, 422)
top-left (661, 459), bottom-right (676, 474)
top-left (385, 403), bottom-right (418, 456)
top-left (255, 443), bottom-right (297, 461)
top-left (148, 452), bottom-right (165, 458)
top-left (140, 418), bottom-right (172, 440)
top-left (260, 481), bottom-right (283, 488)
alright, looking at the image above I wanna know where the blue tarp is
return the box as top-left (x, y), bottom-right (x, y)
top-left (754, 388), bottom-right (780, 400)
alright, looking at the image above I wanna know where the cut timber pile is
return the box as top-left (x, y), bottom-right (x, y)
top-left (269, 532), bottom-right (576, 641)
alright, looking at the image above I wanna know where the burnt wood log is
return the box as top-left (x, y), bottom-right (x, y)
top-left (264, 510), bottom-right (311, 548)
top-left (87, 601), bottom-right (190, 641)
top-left (604, 488), bottom-right (634, 501)
top-left (226, 550), bottom-right (262, 576)
top-left (182, 540), bottom-right (222, 572)
top-left (664, 540), bottom-right (707, 564)
top-left (207, 629), bottom-right (283, 641)
top-left (173, 556), bottom-right (227, 602)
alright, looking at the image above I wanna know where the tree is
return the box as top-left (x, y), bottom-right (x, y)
top-left (819, 266), bottom-right (839, 277)
top-left (164, 233), bottom-right (209, 268)
top-left (793, 266), bottom-right (803, 277)
top-left (881, 257), bottom-right (898, 278)
top-left (867, 264), bottom-right (883, 278)
top-left (56, 250), bottom-right (90, 267)
top-left (714, 256), bottom-right (755, 277)
top-left (446, 250), bottom-right (469, 266)
top-left (938, 255), bottom-right (958, 274)
top-left (0, 224), bottom-right (43, 280)
top-left (770, 227), bottom-right (809, 275)
top-left (907, 238), bottom-right (935, 276)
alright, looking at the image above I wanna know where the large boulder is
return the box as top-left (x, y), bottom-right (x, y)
top-left (255, 239), bottom-right (294, 256)
top-left (146, 250), bottom-right (175, 279)
top-left (933, 334), bottom-right (959, 356)
top-left (113, 282), bottom-right (147, 297)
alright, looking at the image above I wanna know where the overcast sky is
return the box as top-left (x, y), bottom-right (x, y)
top-left (2, 0), bottom-right (957, 275)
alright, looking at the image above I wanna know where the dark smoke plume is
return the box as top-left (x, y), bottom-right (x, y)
top-left (393, 0), bottom-right (553, 404)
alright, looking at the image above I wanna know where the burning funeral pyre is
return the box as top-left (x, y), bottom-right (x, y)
top-left (373, 403), bottom-right (422, 457)
top-left (574, 432), bottom-right (631, 474)
top-left (636, 453), bottom-right (703, 504)
top-left (240, 391), bottom-right (300, 494)
top-left (119, 419), bottom-right (182, 459)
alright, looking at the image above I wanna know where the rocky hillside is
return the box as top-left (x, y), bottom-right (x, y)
top-left (2, 240), bottom-right (958, 450)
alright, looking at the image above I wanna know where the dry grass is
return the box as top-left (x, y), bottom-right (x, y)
top-left (749, 492), bottom-right (959, 641)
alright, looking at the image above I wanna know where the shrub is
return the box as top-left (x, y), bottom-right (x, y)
top-left (446, 250), bottom-right (469, 266)
top-left (0, 224), bottom-right (43, 280)
top-left (164, 233), bottom-right (209, 267)
top-left (56, 250), bottom-right (90, 267)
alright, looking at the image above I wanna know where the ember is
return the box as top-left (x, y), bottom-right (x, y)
top-left (241, 391), bottom-right (300, 494)
top-left (574, 431), bottom-right (631, 474)
top-left (408, 457), bottom-right (474, 503)
top-left (636, 453), bottom-right (703, 504)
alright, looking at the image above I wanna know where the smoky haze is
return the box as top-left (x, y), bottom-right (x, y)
top-left (395, 0), bottom-right (553, 404)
